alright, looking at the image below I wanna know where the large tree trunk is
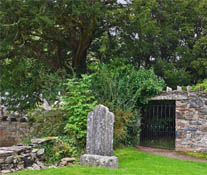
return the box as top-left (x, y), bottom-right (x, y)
top-left (72, 48), bottom-right (87, 74)
top-left (71, 34), bottom-right (93, 74)
top-left (71, 15), bottom-right (97, 74)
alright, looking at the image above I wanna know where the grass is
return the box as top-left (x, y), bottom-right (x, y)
top-left (180, 152), bottom-right (207, 160)
top-left (11, 147), bottom-right (207, 175)
top-left (141, 138), bottom-right (175, 150)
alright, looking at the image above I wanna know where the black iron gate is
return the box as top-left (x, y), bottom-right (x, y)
top-left (140, 100), bottom-right (176, 149)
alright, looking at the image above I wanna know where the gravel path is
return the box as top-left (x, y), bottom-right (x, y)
top-left (138, 146), bottom-right (207, 162)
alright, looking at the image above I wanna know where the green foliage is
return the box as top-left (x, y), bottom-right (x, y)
top-left (30, 110), bottom-right (68, 137)
top-left (113, 109), bottom-right (140, 147)
top-left (191, 37), bottom-right (207, 81)
top-left (181, 152), bottom-right (207, 160)
top-left (0, 0), bottom-right (119, 73)
top-left (92, 60), bottom-right (165, 146)
top-left (106, 0), bottom-right (207, 86)
top-left (27, 75), bottom-right (97, 164)
top-left (61, 74), bottom-right (97, 148)
top-left (0, 58), bottom-right (68, 111)
top-left (93, 60), bottom-right (165, 107)
top-left (2, 0), bottom-right (207, 113)
top-left (27, 110), bottom-right (81, 164)
top-left (153, 59), bottom-right (192, 89)
top-left (192, 79), bottom-right (207, 91)
top-left (1, 0), bottom-right (207, 106)
top-left (152, 0), bottom-right (207, 86)
top-left (40, 70), bottom-right (69, 104)
top-left (0, 58), bottom-right (42, 111)
top-left (118, 0), bottom-right (160, 68)
top-left (39, 137), bottom-right (76, 165)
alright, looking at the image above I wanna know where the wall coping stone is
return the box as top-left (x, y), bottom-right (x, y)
top-left (151, 91), bottom-right (207, 100)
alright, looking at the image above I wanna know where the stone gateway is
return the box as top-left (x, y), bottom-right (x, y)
top-left (151, 90), bottom-right (207, 152)
top-left (80, 104), bottom-right (118, 169)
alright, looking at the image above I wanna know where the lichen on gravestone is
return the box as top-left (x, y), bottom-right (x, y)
top-left (81, 104), bottom-right (118, 169)
top-left (86, 104), bottom-right (114, 156)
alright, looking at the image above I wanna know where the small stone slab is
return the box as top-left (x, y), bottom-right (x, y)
top-left (0, 146), bottom-right (32, 155)
top-left (31, 137), bottom-right (58, 144)
top-left (0, 150), bottom-right (14, 157)
top-left (37, 149), bottom-right (45, 156)
top-left (199, 110), bottom-right (207, 115)
top-left (61, 157), bottom-right (76, 162)
top-left (59, 157), bottom-right (76, 166)
top-left (80, 154), bottom-right (118, 169)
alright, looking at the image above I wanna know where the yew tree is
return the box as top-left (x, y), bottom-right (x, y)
top-left (0, 0), bottom-right (117, 73)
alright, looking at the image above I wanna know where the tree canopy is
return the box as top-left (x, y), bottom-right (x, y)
top-left (0, 0), bottom-right (119, 73)
top-left (1, 0), bottom-right (207, 110)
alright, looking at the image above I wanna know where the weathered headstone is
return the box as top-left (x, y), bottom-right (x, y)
top-left (80, 104), bottom-right (118, 169)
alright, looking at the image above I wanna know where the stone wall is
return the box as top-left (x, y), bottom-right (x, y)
top-left (152, 91), bottom-right (207, 152)
top-left (0, 146), bottom-right (45, 173)
top-left (0, 121), bottom-right (30, 147)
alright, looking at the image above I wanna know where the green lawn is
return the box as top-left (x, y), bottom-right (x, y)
top-left (11, 148), bottom-right (207, 175)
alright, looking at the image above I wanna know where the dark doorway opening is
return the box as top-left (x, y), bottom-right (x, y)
top-left (140, 100), bottom-right (176, 150)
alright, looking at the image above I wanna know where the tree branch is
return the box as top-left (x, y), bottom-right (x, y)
top-left (0, 52), bottom-right (16, 60)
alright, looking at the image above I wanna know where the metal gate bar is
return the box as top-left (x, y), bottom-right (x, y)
top-left (140, 100), bottom-right (175, 149)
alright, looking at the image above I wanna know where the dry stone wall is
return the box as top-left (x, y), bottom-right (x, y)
top-left (152, 91), bottom-right (207, 152)
top-left (0, 145), bottom-right (46, 173)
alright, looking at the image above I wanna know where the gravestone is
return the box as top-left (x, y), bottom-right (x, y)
top-left (80, 104), bottom-right (118, 169)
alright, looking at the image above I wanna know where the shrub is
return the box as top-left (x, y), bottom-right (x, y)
top-left (28, 74), bottom-right (97, 164)
top-left (92, 60), bottom-right (165, 107)
top-left (113, 109), bottom-right (141, 147)
top-left (39, 137), bottom-right (76, 165)
top-left (192, 79), bottom-right (207, 91)
top-left (30, 110), bottom-right (67, 137)
top-left (28, 110), bottom-right (82, 164)
top-left (61, 74), bottom-right (97, 149)
top-left (91, 60), bottom-right (165, 147)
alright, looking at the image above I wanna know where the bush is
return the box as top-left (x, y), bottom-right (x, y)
top-left (28, 74), bottom-right (97, 164)
top-left (28, 109), bottom-right (83, 164)
top-left (30, 110), bottom-right (67, 137)
top-left (192, 79), bottom-right (207, 91)
top-left (28, 110), bottom-right (78, 164)
top-left (92, 60), bottom-right (165, 107)
top-left (61, 74), bottom-right (97, 149)
top-left (39, 137), bottom-right (76, 165)
top-left (91, 60), bottom-right (165, 147)
top-left (113, 109), bottom-right (141, 147)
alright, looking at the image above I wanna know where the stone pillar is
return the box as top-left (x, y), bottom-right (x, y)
top-left (80, 104), bottom-right (118, 169)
